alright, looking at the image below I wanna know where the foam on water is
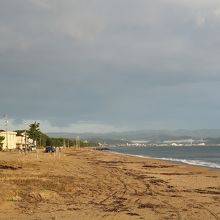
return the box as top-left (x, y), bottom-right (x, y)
top-left (157, 157), bottom-right (220, 169)
top-left (108, 150), bottom-right (220, 169)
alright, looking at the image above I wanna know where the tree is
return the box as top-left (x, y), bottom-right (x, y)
top-left (46, 137), bottom-right (63, 147)
top-left (39, 132), bottom-right (48, 148)
top-left (0, 136), bottom-right (5, 151)
top-left (27, 122), bottom-right (41, 146)
top-left (15, 130), bottom-right (25, 136)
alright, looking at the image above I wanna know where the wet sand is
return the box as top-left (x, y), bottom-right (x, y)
top-left (0, 148), bottom-right (219, 220)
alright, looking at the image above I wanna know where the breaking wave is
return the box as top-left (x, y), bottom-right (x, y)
top-left (109, 151), bottom-right (220, 169)
top-left (157, 157), bottom-right (220, 169)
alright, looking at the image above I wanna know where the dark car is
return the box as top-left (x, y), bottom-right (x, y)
top-left (45, 146), bottom-right (56, 153)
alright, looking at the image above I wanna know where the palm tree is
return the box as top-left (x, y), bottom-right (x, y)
top-left (27, 122), bottom-right (41, 146)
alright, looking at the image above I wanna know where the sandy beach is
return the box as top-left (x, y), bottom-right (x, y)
top-left (0, 148), bottom-right (219, 220)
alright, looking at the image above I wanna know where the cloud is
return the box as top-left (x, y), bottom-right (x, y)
top-left (1, 0), bottom-right (220, 131)
top-left (28, 0), bottom-right (51, 9)
top-left (0, 118), bottom-right (128, 133)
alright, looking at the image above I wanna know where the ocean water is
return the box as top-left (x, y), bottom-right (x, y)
top-left (108, 146), bottom-right (220, 169)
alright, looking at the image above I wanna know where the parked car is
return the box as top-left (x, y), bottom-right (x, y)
top-left (27, 145), bottom-right (37, 152)
top-left (45, 146), bottom-right (56, 153)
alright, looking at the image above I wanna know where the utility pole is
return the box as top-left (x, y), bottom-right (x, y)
top-left (25, 130), bottom-right (27, 152)
top-left (76, 136), bottom-right (80, 150)
top-left (4, 115), bottom-right (8, 150)
top-left (24, 121), bottom-right (27, 152)
top-left (39, 134), bottom-right (41, 148)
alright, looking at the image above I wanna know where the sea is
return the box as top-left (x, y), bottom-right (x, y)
top-left (108, 146), bottom-right (220, 169)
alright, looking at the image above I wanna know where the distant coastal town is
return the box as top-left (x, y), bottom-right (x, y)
top-left (116, 139), bottom-right (209, 147)
top-left (1, 117), bottom-right (220, 151)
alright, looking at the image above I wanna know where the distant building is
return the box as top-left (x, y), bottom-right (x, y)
top-left (0, 131), bottom-right (17, 150)
top-left (16, 133), bottom-right (34, 149)
top-left (0, 131), bottom-right (34, 150)
top-left (171, 143), bottom-right (183, 147)
top-left (16, 135), bottom-right (26, 148)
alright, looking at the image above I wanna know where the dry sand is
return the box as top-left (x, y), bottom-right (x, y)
top-left (0, 148), bottom-right (219, 220)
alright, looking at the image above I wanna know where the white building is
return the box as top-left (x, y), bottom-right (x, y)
top-left (0, 131), bottom-right (17, 150)
top-left (171, 143), bottom-right (183, 147)
top-left (16, 135), bottom-right (26, 148)
top-left (0, 131), bottom-right (34, 150)
top-left (16, 134), bottom-right (33, 148)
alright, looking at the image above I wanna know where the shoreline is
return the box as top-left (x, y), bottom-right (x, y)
top-left (106, 150), bottom-right (220, 170)
top-left (0, 148), bottom-right (220, 219)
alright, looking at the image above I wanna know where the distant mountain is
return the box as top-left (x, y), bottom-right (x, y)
top-left (47, 129), bottom-right (220, 143)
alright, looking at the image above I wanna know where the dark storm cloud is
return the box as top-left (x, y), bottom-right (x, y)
top-left (1, 0), bottom-right (220, 131)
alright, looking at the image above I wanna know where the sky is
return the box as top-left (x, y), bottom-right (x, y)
top-left (1, 0), bottom-right (220, 133)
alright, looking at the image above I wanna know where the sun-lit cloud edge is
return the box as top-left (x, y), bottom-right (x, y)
top-left (0, 118), bottom-right (129, 134)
